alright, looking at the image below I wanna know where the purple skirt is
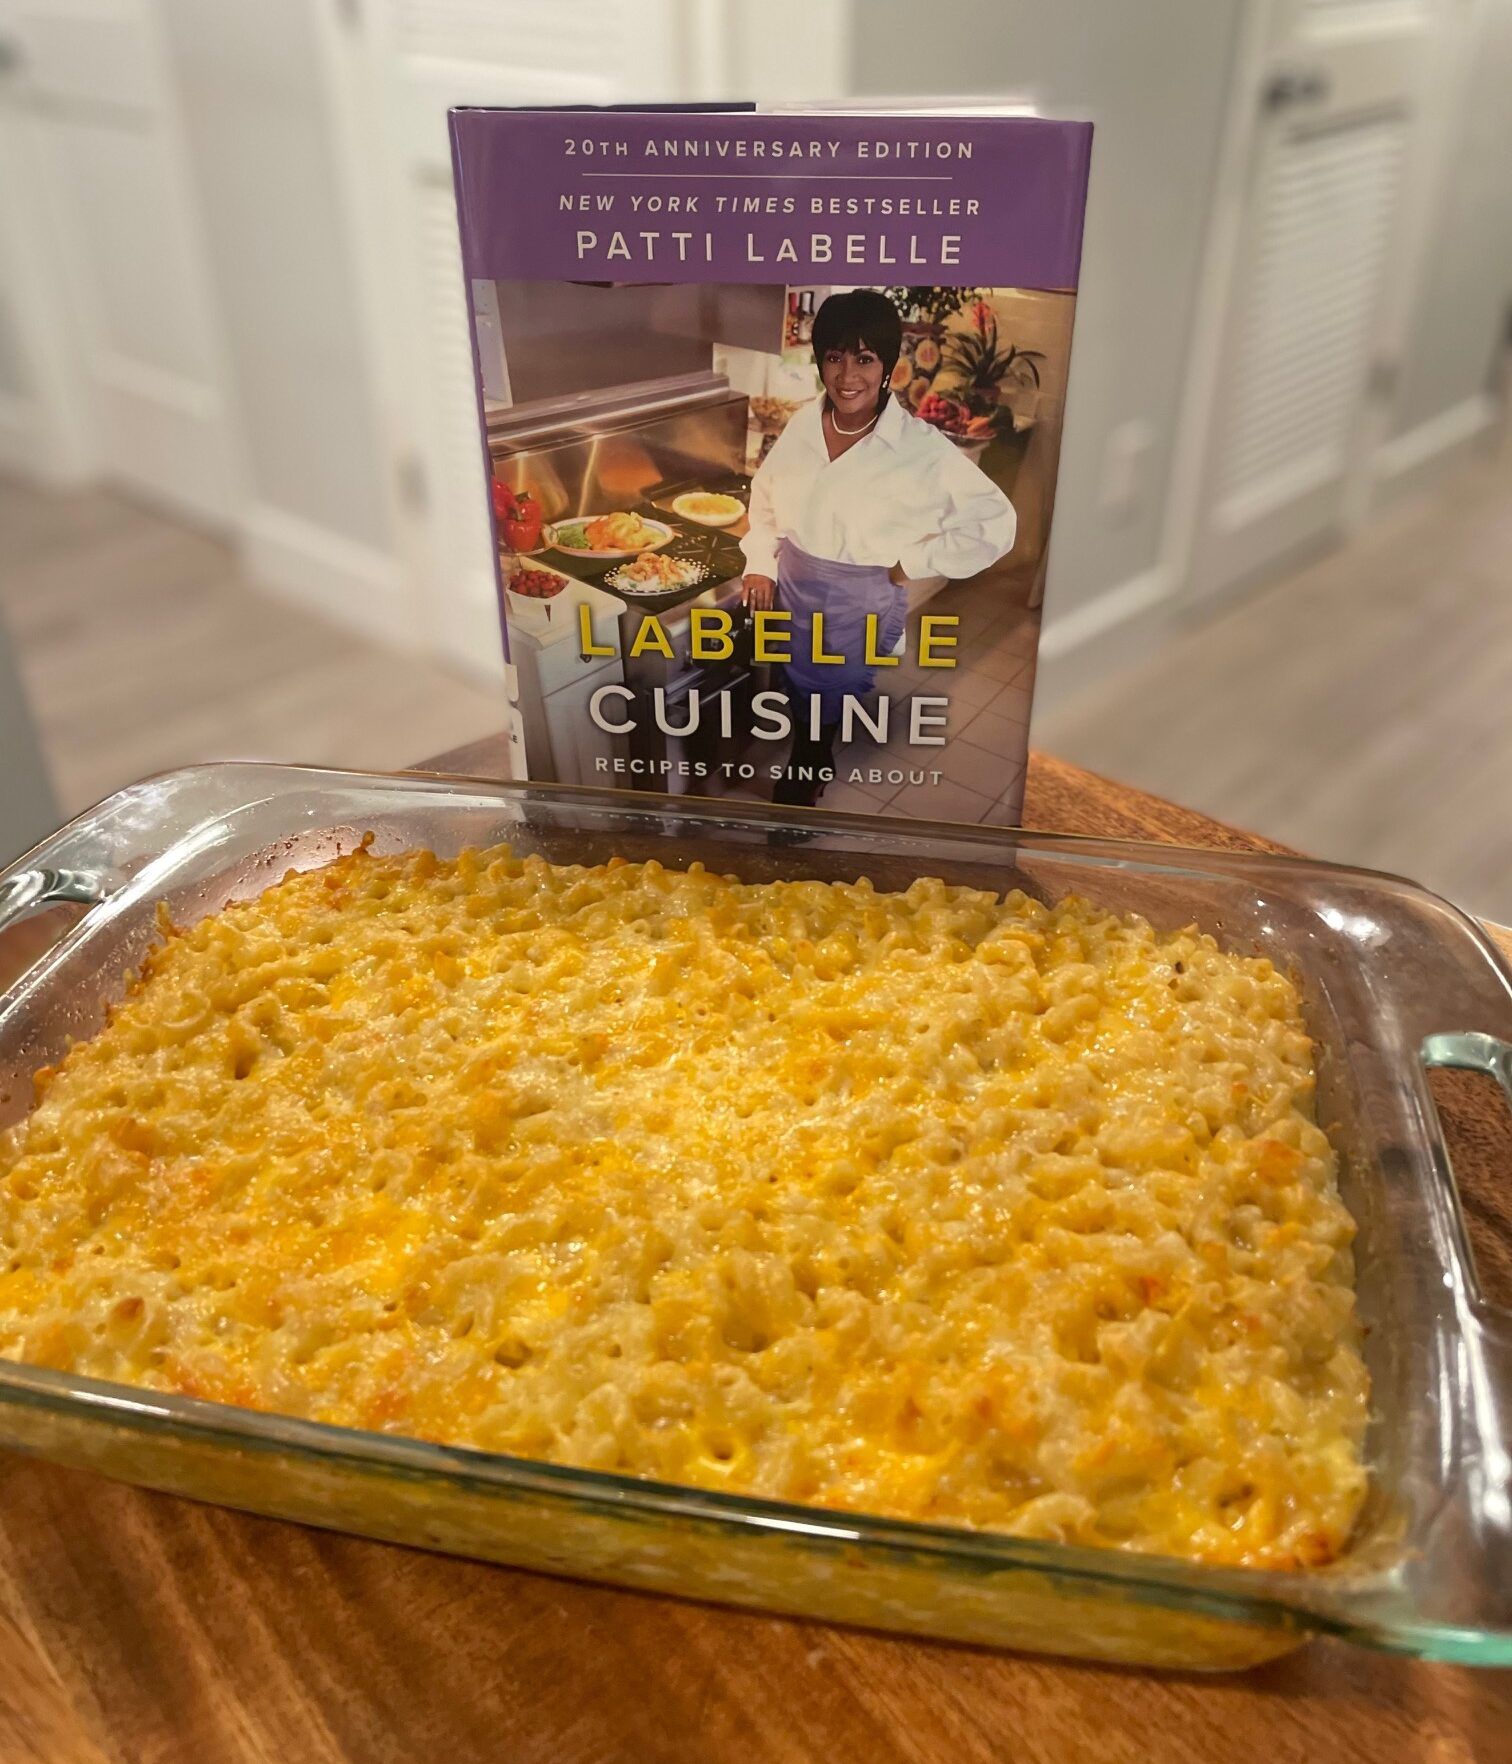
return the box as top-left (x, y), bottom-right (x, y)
top-left (776, 538), bottom-right (906, 723)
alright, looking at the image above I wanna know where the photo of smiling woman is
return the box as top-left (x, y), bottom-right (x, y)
top-left (740, 289), bottom-right (1019, 807)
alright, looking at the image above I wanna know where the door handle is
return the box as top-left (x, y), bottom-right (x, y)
top-left (1262, 65), bottom-right (1332, 111)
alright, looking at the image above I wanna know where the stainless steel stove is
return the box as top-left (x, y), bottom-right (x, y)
top-left (609, 470), bottom-right (758, 792)
top-left (490, 390), bottom-right (766, 794)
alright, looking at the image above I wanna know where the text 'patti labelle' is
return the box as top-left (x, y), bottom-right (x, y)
top-left (572, 230), bottom-right (963, 271)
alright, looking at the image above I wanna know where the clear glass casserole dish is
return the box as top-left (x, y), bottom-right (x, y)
top-left (1, 762), bottom-right (1510, 1672)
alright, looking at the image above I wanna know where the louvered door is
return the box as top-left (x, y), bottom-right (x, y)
top-left (333, 0), bottom-right (708, 681)
top-left (1190, 0), bottom-right (1451, 602)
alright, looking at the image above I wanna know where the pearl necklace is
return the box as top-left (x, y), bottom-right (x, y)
top-left (827, 404), bottom-right (878, 437)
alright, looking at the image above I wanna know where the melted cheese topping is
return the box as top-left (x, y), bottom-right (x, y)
top-left (0, 845), bottom-right (1369, 1567)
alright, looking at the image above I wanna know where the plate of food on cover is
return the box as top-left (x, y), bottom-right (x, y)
top-left (547, 512), bottom-right (674, 558)
top-left (669, 491), bottom-right (745, 527)
top-left (604, 551), bottom-right (711, 596)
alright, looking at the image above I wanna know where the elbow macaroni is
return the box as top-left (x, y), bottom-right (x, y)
top-left (0, 844), bottom-right (1368, 1569)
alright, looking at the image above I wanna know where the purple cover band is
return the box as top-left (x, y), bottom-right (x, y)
top-left (452, 110), bottom-right (1093, 290)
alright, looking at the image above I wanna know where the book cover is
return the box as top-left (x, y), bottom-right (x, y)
top-left (451, 106), bottom-right (1092, 824)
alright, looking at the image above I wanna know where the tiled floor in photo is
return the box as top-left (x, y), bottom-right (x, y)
top-left (656, 563), bottom-right (1041, 823)
top-left (822, 569), bottom-right (1039, 823)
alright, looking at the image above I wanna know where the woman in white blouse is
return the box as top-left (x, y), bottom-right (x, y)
top-left (741, 288), bottom-right (1018, 807)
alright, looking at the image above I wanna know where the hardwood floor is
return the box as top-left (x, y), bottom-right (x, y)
top-left (0, 481), bottom-right (503, 820)
top-left (4, 448), bottom-right (1512, 922)
top-left (1037, 429), bottom-right (1512, 924)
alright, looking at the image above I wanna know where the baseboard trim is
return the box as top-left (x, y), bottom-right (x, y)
top-left (1034, 566), bottom-right (1176, 714)
top-left (1038, 566), bottom-right (1172, 660)
top-left (1369, 393), bottom-right (1499, 506)
top-left (239, 504), bottom-right (411, 651)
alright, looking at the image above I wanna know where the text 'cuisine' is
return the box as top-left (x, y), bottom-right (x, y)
top-left (588, 688), bottom-right (951, 746)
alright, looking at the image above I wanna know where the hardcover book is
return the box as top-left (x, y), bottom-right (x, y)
top-left (450, 105), bottom-right (1092, 824)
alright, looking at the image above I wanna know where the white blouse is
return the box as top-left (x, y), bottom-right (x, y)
top-left (740, 394), bottom-right (1018, 581)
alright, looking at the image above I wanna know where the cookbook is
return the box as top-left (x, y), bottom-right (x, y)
top-left (450, 105), bottom-right (1093, 825)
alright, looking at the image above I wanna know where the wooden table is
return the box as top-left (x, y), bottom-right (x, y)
top-left (1, 748), bottom-right (1509, 1764)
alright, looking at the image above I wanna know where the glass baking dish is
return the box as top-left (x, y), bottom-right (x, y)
top-left (2, 762), bottom-right (1510, 1672)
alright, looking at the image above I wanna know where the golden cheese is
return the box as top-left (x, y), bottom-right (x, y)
top-left (0, 844), bottom-right (1369, 1568)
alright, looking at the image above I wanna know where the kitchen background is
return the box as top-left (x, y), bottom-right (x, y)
top-left (0, 0), bottom-right (1510, 915)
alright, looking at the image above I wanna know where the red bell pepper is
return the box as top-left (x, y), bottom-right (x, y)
top-left (501, 490), bottom-right (543, 553)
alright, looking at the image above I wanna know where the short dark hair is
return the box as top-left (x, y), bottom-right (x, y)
top-left (811, 290), bottom-right (902, 413)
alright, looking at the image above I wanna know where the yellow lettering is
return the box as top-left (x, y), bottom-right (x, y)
top-left (754, 610), bottom-right (792, 663)
top-left (628, 615), bottom-right (675, 660)
top-left (919, 615), bottom-right (960, 668)
top-left (690, 608), bottom-right (734, 660)
top-left (810, 612), bottom-right (843, 666)
top-left (577, 603), bottom-right (615, 659)
top-left (863, 614), bottom-right (900, 667)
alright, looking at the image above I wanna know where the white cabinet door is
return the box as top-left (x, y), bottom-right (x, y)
top-left (1188, 0), bottom-right (1461, 602)
top-left (0, 96), bottom-right (83, 483)
top-left (317, 0), bottom-right (726, 685)
top-left (0, 0), bottom-right (241, 524)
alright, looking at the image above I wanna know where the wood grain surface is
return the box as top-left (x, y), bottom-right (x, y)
top-left (0, 747), bottom-right (1509, 1764)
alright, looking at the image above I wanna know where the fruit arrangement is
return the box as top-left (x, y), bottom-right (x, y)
top-left (915, 390), bottom-right (968, 431)
top-left (905, 301), bottom-right (1047, 445)
top-left (914, 391), bottom-right (996, 439)
top-left (893, 330), bottom-right (944, 407)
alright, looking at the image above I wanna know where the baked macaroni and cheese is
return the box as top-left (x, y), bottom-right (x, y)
top-left (0, 844), bottom-right (1369, 1569)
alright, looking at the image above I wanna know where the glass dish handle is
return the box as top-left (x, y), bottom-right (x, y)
top-left (1423, 1031), bottom-right (1512, 1097)
top-left (0, 867), bottom-right (112, 937)
top-left (1420, 1029), bottom-right (1512, 1334)
top-left (1415, 1032), bottom-right (1512, 1627)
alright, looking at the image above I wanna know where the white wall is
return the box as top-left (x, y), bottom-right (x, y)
top-left (0, 177), bottom-right (37, 469)
top-left (157, 0), bottom-right (399, 615)
top-left (0, 230), bottom-right (29, 400)
top-left (848, 0), bottom-right (1245, 648)
top-left (1381, 0), bottom-right (1512, 472)
top-left (0, 607), bottom-right (56, 863)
